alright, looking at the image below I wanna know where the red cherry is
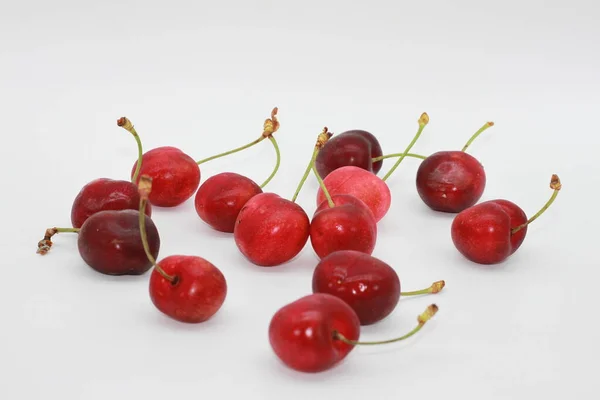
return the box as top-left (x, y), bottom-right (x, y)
top-left (234, 193), bottom-right (310, 266)
top-left (131, 146), bottom-right (200, 207)
top-left (314, 194), bottom-right (373, 219)
top-left (415, 121), bottom-right (494, 213)
top-left (71, 178), bottom-right (152, 228)
top-left (77, 209), bottom-right (160, 275)
top-left (149, 255), bottom-right (227, 323)
top-left (312, 250), bottom-right (445, 325)
top-left (316, 166), bottom-right (391, 222)
top-left (269, 293), bottom-right (439, 373)
top-left (137, 176), bottom-right (227, 323)
top-left (451, 174), bottom-right (562, 264)
top-left (315, 129), bottom-right (383, 178)
top-left (194, 173), bottom-right (263, 233)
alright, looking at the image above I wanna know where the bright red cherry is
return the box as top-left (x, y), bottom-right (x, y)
top-left (77, 209), bottom-right (160, 275)
top-left (451, 174), bottom-right (562, 264)
top-left (312, 250), bottom-right (445, 325)
top-left (415, 121), bottom-right (494, 213)
top-left (310, 167), bottom-right (377, 258)
top-left (138, 176), bottom-right (227, 323)
top-left (269, 293), bottom-right (439, 373)
top-left (315, 129), bottom-right (383, 178)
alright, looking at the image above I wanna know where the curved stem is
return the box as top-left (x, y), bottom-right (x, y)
top-left (312, 154), bottom-right (335, 208)
top-left (197, 137), bottom-right (264, 165)
top-left (401, 280), bottom-right (445, 296)
top-left (334, 304), bottom-right (438, 346)
top-left (117, 117), bottom-right (144, 183)
top-left (461, 121), bottom-right (494, 152)
top-left (36, 227), bottom-right (81, 255)
top-left (373, 152), bottom-right (428, 162)
top-left (138, 199), bottom-right (157, 265)
top-left (259, 136), bottom-right (280, 188)
top-left (382, 113), bottom-right (429, 182)
top-left (291, 147), bottom-right (317, 203)
top-left (511, 174), bottom-right (562, 235)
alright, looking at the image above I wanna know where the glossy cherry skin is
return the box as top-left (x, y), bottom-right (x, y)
top-left (268, 293), bottom-right (360, 373)
top-left (312, 250), bottom-right (400, 325)
top-left (314, 194), bottom-right (374, 220)
top-left (451, 199), bottom-right (528, 265)
top-left (131, 146), bottom-right (201, 207)
top-left (234, 193), bottom-right (310, 266)
top-left (194, 172), bottom-right (262, 233)
top-left (315, 130), bottom-right (383, 179)
top-left (77, 210), bottom-right (160, 275)
top-left (416, 151), bottom-right (486, 213)
top-left (71, 178), bottom-right (152, 228)
top-left (316, 166), bottom-right (391, 223)
top-left (310, 203), bottom-right (377, 259)
top-left (149, 255), bottom-right (227, 323)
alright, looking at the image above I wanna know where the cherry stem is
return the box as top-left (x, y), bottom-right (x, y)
top-left (461, 121), bottom-right (494, 152)
top-left (511, 174), bottom-right (562, 235)
top-left (36, 227), bottom-right (80, 255)
top-left (372, 152), bottom-right (428, 162)
top-left (401, 280), bottom-right (445, 296)
top-left (334, 304), bottom-right (438, 346)
top-left (382, 113), bottom-right (430, 182)
top-left (259, 136), bottom-right (280, 188)
top-left (291, 127), bottom-right (333, 203)
top-left (117, 117), bottom-right (144, 183)
top-left (312, 153), bottom-right (335, 208)
top-left (196, 107), bottom-right (280, 165)
top-left (138, 176), bottom-right (177, 284)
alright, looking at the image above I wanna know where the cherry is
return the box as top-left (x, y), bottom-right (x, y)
top-left (194, 108), bottom-right (281, 233)
top-left (138, 176), bottom-right (228, 323)
top-left (269, 293), bottom-right (438, 373)
top-left (69, 117), bottom-right (152, 229)
top-left (310, 161), bottom-right (377, 259)
top-left (314, 194), bottom-right (374, 220)
top-left (312, 250), bottom-right (445, 325)
top-left (451, 174), bottom-right (562, 264)
top-left (232, 128), bottom-right (334, 267)
top-left (315, 129), bottom-right (383, 178)
top-left (316, 113), bottom-right (430, 222)
top-left (415, 121), bottom-right (495, 213)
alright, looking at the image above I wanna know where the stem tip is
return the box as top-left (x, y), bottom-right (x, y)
top-left (316, 127), bottom-right (333, 149)
top-left (262, 107), bottom-right (280, 138)
top-left (550, 174), bottom-right (562, 190)
top-left (419, 112), bottom-right (429, 126)
top-left (431, 280), bottom-right (445, 294)
top-left (418, 304), bottom-right (439, 324)
top-left (117, 117), bottom-right (134, 131)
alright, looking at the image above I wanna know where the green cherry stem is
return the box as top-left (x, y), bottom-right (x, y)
top-left (117, 117), bottom-right (144, 183)
top-left (36, 227), bottom-right (81, 255)
top-left (511, 174), bottom-right (562, 235)
top-left (259, 136), bottom-right (281, 188)
top-left (291, 127), bottom-right (333, 203)
top-left (138, 176), bottom-right (177, 284)
top-left (401, 280), bottom-right (445, 296)
top-left (312, 154), bottom-right (335, 208)
top-left (382, 112), bottom-right (430, 182)
top-left (334, 304), bottom-right (438, 346)
top-left (196, 107), bottom-right (280, 165)
top-left (461, 121), bottom-right (494, 152)
top-left (372, 152), bottom-right (428, 162)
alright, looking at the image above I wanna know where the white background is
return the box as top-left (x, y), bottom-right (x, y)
top-left (1, 0), bottom-right (599, 399)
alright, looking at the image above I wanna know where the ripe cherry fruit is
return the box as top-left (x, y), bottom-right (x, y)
top-left (312, 250), bottom-right (445, 325)
top-left (451, 174), bottom-right (562, 264)
top-left (315, 129), bottom-right (384, 178)
top-left (138, 176), bottom-right (227, 323)
top-left (194, 108), bottom-right (281, 233)
top-left (316, 113), bottom-right (430, 222)
top-left (269, 293), bottom-right (438, 373)
top-left (415, 120), bottom-right (495, 213)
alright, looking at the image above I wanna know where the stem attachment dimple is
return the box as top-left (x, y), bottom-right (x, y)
top-left (334, 304), bottom-right (439, 346)
top-left (461, 121), bottom-right (494, 152)
top-left (138, 176), bottom-right (178, 284)
top-left (117, 117), bottom-right (144, 183)
top-left (401, 280), bottom-right (446, 296)
top-left (291, 127), bottom-right (333, 203)
top-left (511, 174), bottom-right (562, 235)
top-left (36, 227), bottom-right (80, 255)
top-left (382, 112), bottom-right (429, 182)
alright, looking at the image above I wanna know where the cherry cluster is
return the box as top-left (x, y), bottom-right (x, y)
top-left (37, 108), bottom-right (561, 374)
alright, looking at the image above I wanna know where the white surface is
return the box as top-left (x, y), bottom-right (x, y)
top-left (1, 1), bottom-right (599, 399)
